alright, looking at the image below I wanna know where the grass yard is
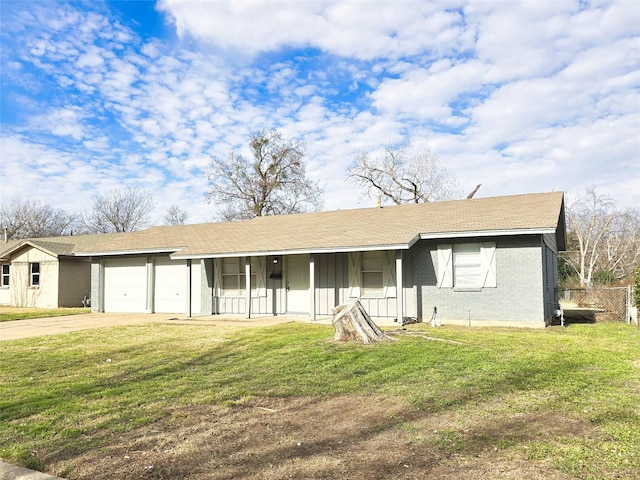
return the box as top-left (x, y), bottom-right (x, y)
top-left (0, 307), bottom-right (90, 322)
top-left (0, 321), bottom-right (638, 479)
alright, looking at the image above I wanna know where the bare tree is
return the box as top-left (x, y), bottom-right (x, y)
top-left (163, 204), bottom-right (189, 226)
top-left (0, 198), bottom-right (79, 240)
top-left (83, 187), bottom-right (154, 233)
top-left (206, 129), bottom-right (323, 220)
top-left (601, 208), bottom-right (640, 281)
top-left (347, 146), bottom-right (462, 205)
top-left (564, 187), bottom-right (639, 286)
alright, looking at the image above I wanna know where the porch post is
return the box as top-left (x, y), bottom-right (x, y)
top-left (145, 256), bottom-right (154, 314)
top-left (245, 257), bottom-right (252, 319)
top-left (396, 250), bottom-right (404, 324)
top-left (186, 259), bottom-right (192, 318)
top-left (309, 254), bottom-right (316, 321)
top-left (98, 260), bottom-right (105, 313)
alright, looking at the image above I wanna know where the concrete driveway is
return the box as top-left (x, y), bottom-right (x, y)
top-left (0, 312), bottom-right (310, 341)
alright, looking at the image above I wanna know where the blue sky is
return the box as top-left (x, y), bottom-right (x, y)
top-left (1, 0), bottom-right (639, 224)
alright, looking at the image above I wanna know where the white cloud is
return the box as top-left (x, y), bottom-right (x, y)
top-left (28, 107), bottom-right (86, 140)
top-left (1, 0), bottom-right (638, 225)
top-left (158, 0), bottom-right (466, 60)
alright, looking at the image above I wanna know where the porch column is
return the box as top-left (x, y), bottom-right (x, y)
top-left (396, 250), bottom-right (404, 324)
top-left (309, 254), bottom-right (316, 321)
top-left (245, 257), bottom-right (252, 319)
top-left (97, 260), bottom-right (105, 313)
top-left (186, 259), bottom-right (192, 318)
top-left (145, 256), bottom-right (155, 314)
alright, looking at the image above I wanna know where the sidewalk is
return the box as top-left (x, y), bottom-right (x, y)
top-left (0, 461), bottom-right (66, 480)
top-left (0, 312), bottom-right (401, 341)
top-left (0, 312), bottom-right (305, 341)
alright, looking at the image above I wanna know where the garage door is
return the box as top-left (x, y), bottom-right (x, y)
top-left (103, 258), bottom-right (147, 313)
top-left (154, 258), bottom-right (187, 313)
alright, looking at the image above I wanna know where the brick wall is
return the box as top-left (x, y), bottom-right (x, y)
top-left (409, 236), bottom-right (546, 326)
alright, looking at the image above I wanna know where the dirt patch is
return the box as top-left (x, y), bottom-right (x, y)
top-left (52, 396), bottom-right (582, 480)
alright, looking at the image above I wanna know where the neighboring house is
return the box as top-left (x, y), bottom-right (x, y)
top-left (76, 192), bottom-right (566, 328)
top-left (0, 234), bottom-right (121, 308)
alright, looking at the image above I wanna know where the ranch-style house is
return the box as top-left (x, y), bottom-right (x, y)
top-left (75, 192), bottom-right (566, 328)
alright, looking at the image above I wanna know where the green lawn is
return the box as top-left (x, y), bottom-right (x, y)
top-left (0, 307), bottom-right (90, 322)
top-left (0, 322), bottom-right (638, 479)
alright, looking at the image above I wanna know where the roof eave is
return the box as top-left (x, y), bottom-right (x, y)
top-left (171, 243), bottom-right (411, 260)
top-left (76, 247), bottom-right (185, 257)
top-left (0, 241), bottom-right (61, 259)
top-left (419, 228), bottom-right (558, 241)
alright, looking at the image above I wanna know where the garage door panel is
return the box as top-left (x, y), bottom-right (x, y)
top-left (104, 259), bottom-right (146, 313)
top-left (154, 258), bottom-right (186, 313)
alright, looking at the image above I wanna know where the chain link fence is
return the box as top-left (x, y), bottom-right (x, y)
top-left (559, 287), bottom-right (632, 323)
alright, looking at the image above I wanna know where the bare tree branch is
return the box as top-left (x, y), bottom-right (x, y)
top-left (467, 184), bottom-right (482, 199)
top-left (563, 187), bottom-right (639, 286)
top-left (0, 199), bottom-right (79, 239)
top-left (206, 129), bottom-right (323, 220)
top-left (163, 204), bottom-right (189, 226)
top-left (347, 146), bottom-right (462, 205)
top-left (83, 187), bottom-right (154, 233)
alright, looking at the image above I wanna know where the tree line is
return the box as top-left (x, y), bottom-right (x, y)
top-left (1, 129), bottom-right (460, 238)
top-left (2, 129), bottom-right (638, 286)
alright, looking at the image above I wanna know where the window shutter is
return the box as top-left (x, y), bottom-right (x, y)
top-left (348, 251), bottom-right (361, 298)
top-left (254, 256), bottom-right (267, 297)
top-left (481, 242), bottom-right (497, 288)
top-left (383, 251), bottom-right (396, 298)
top-left (213, 258), bottom-right (222, 296)
top-left (437, 245), bottom-right (453, 288)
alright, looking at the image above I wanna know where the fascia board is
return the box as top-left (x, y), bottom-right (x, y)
top-left (75, 247), bottom-right (185, 257)
top-left (170, 243), bottom-right (410, 260)
top-left (419, 228), bottom-right (557, 241)
top-left (1, 241), bottom-right (60, 259)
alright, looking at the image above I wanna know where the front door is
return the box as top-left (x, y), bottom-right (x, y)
top-left (286, 254), bottom-right (309, 313)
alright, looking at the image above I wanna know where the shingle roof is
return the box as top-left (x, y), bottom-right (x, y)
top-left (0, 233), bottom-right (125, 259)
top-left (75, 192), bottom-right (565, 258)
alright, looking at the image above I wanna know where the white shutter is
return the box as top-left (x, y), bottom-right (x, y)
top-left (437, 245), bottom-right (453, 288)
top-left (348, 251), bottom-right (361, 298)
top-left (213, 258), bottom-right (222, 296)
top-left (253, 256), bottom-right (267, 297)
top-left (383, 250), bottom-right (396, 298)
top-left (481, 242), bottom-right (497, 288)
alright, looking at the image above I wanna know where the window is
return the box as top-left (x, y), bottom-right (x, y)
top-left (437, 242), bottom-right (496, 289)
top-left (30, 262), bottom-right (40, 286)
top-left (454, 244), bottom-right (482, 288)
top-left (349, 251), bottom-right (396, 299)
top-left (361, 251), bottom-right (384, 297)
top-left (1, 264), bottom-right (9, 287)
top-left (218, 257), bottom-right (265, 297)
top-left (221, 258), bottom-right (245, 296)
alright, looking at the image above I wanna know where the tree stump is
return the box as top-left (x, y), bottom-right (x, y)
top-left (331, 300), bottom-right (392, 344)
